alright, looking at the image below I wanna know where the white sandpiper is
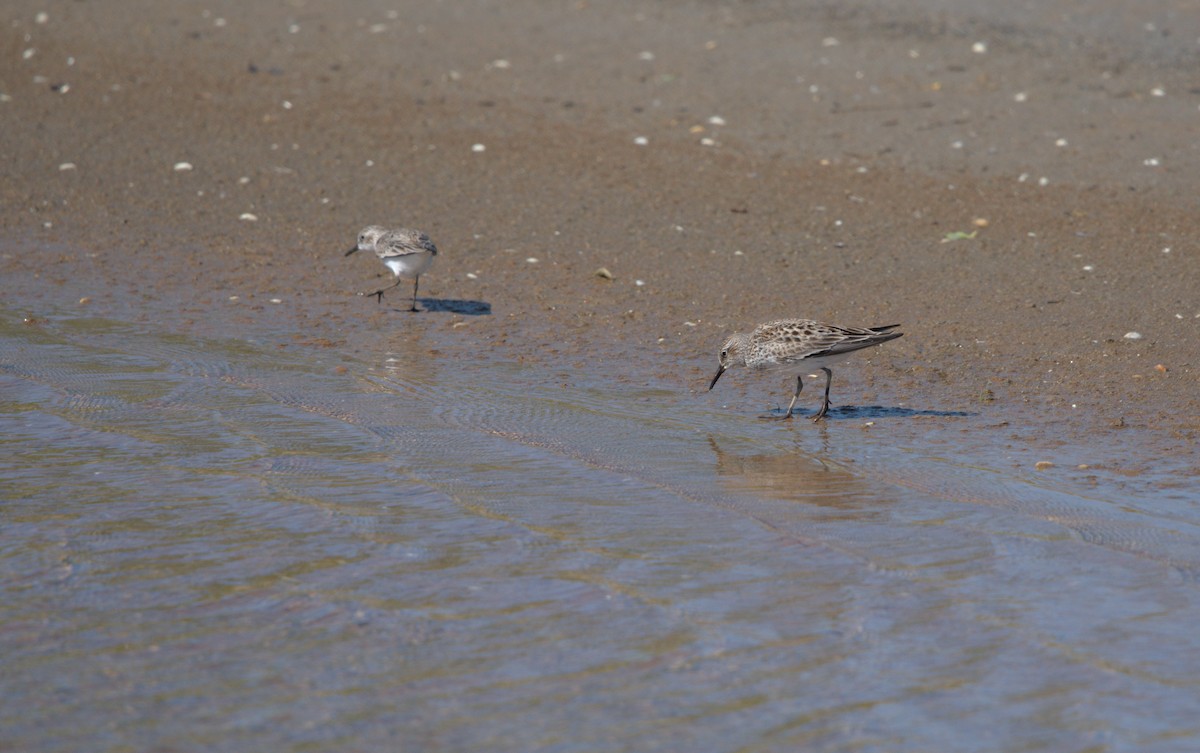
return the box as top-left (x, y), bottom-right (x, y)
top-left (345, 225), bottom-right (438, 311)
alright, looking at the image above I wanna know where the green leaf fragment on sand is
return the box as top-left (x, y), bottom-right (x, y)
top-left (941, 230), bottom-right (978, 242)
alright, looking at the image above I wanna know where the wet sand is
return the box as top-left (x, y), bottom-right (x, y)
top-left (3, 0), bottom-right (1199, 464)
top-left (4, 1), bottom-right (1200, 749)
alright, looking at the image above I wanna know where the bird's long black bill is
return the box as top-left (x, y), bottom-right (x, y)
top-left (344, 247), bottom-right (359, 257)
top-left (708, 365), bottom-right (726, 391)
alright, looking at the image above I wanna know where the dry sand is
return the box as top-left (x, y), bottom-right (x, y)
top-left (3, 0), bottom-right (1198, 470)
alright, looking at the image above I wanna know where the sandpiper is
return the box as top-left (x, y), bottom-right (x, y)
top-left (709, 319), bottom-right (902, 421)
top-left (345, 225), bottom-right (438, 311)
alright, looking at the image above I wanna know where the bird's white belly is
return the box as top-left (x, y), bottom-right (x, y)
top-left (384, 252), bottom-right (433, 278)
top-left (758, 351), bottom-right (854, 374)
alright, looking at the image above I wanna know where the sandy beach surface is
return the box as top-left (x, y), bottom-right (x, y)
top-left (3, 1), bottom-right (1200, 750)
top-left (4, 0), bottom-right (1199, 448)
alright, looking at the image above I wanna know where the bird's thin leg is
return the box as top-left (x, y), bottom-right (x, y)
top-left (773, 374), bottom-right (803, 420)
top-left (362, 276), bottom-right (404, 303)
top-left (812, 367), bottom-right (833, 421)
top-left (410, 276), bottom-right (420, 312)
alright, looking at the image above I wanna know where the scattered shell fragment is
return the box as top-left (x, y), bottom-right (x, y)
top-left (173, 162), bottom-right (194, 171)
top-left (1035, 461), bottom-right (1054, 471)
top-left (525, 257), bottom-right (538, 264)
top-left (637, 51), bottom-right (655, 61)
top-left (1155, 363), bottom-right (1167, 373)
top-left (239, 213), bottom-right (258, 221)
top-left (78, 297), bottom-right (90, 304)
top-left (635, 279), bottom-right (645, 286)
top-left (633, 136), bottom-right (648, 146)
top-left (471, 143), bottom-right (486, 153)
top-left (972, 41), bottom-right (988, 54)
top-left (58, 162), bottom-right (76, 171)
top-left (269, 298), bottom-right (282, 304)
top-left (1122, 332), bottom-right (1142, 340)
top-left (708, 115), bottom-right (726, 126)
top-left (594, 267), bottom-right (614, 280)
top-left (972, 218), bottom-right (989, 228)
top-left (36, 12), bottom-right (49, 24)
top-left (1013, 91), bottom-right (1028, 102)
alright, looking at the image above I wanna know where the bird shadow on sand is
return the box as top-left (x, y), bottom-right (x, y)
top-left (761, 404), bottom-right (976, 421)
top-left (404, 298), bottom-right (492, 316)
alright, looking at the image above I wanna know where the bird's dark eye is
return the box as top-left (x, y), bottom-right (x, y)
top-left (720, 350), bottom-right (727, 360)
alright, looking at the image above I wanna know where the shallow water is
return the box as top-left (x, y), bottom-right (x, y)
top-left (3, 309), bottom-right (1199, 752)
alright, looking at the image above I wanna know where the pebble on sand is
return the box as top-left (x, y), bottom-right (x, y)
top-left (239, 213), bottom-right (258, 221)
top-left (174, 162), bottom-right (194, 171)
top-left (1123, 332), bottom-right (1143, 340)
top-left (1035, 461), bottom-right (1054, 471)
top-left (595, 267), bottom-right (614, 280)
